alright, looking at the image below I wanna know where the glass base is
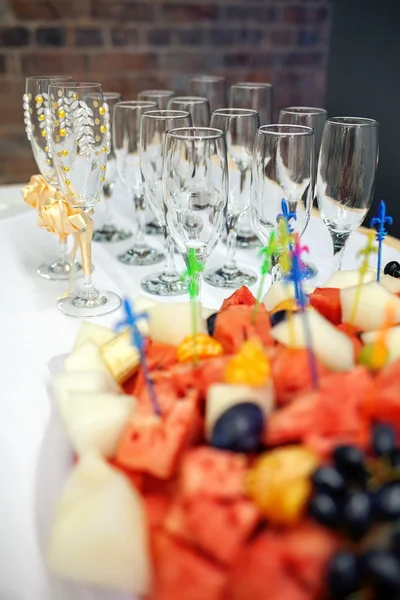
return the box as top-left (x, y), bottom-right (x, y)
top-left (141, 272), bottom-right (187, 296)
top-left (37, 258), bottom-right (83, 281)
top-left (57, 290), bottom-right (121, 318)
top-left (92, 224), bottom-right (132, 243)
top-left (117, 246), bottom-right (164, 266)
top-left (236, 230), bottom-right (261, 249)
top-left (301, 261), bottom-right (318, 280)
top-left (145, 220), bottom-right (165, 236)
top-left (204, 265), bottom-right (258, 289)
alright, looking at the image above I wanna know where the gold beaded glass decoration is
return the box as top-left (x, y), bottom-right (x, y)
top-left (46, 83), bottom-right (111, 210)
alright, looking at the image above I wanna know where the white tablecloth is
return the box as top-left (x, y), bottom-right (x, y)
top-left (1, 182), bottom-right (399, 600)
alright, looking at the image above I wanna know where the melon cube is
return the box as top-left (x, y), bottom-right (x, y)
top-left (73, 321), bottom-right (115, 350)
top-left (64, 340), bottom-right (110, 376)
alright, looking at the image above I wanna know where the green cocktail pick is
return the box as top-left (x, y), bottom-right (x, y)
top-left (181, 248), bottom-right (204, 364)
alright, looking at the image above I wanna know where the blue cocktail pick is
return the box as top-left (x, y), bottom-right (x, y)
top-left (370, 200), bottom-right (393, 282)
top-left (277, 198), bottom-right (296, 233)
top-left (116, 298), bottom-right (160, 416)
top-left (286, 234), bottom-right (319, 388)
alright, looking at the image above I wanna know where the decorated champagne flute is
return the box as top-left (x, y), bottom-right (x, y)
top-left (113, 100), bottom-right (164, 265)
top-left (163, 127), bottom-right (228, 301)
top-left (317, 117), bottom-right (379, 271)
top-left (204, 108), bottom-right (260, 288)
top-left (167, 96), bottom-right (210, 127)
top-left (137, 90), bottom-right (175, 235)
top-left (93, 91), bottom-right (132, 243)
top-left (47, 81), bottom-right (121, 317)
top-left (279, 107), bottom-right (327, 278)
top-left (24, 75), bottom-right (82, 279)
top-left (251, 124), bottom-right (315, 281)
top-left (229, 83), bottom-right (273, 249)
top-left (140, 109), bottom-right (192, 296)
top-left (188, 75), bottom-right (226, 112)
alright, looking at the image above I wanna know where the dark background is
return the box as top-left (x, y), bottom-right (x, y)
top-left (327, 0), bottom-right (400, 235)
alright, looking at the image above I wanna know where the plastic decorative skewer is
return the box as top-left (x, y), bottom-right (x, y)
top-left (287, 234), bottom-right (319, 389)
top-left (181, 248), bottom-right (204, 364)
top-left (350, 231), bottom-right (377, 326)
top-left (370, 200), bottom-right (393, 282)
top-left (253, 231), bottom-right (280, 322)
top-left (116, 298), bottom-right (160, 416)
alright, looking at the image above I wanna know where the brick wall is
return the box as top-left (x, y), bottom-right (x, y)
top-left (0, 0), bottom-right (332, 184)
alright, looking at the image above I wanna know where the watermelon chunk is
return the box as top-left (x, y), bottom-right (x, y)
top-left (228, 531), bottom-right (309, 600)
top-left (220, 286), bottom-right (257, 312)
top-left (371, 359), bottom-right (400, 436)
top-left (272, 347), bottom-right (330, 405)
top-left (180, 447), bottom-right (248, 499)
top-left (116, 394), bottom-right (198, 478)
top-left (150, 532), bottom-right (227, 600)
top-left (265, 368), bottom-right (374, 457)
top-left (214, 305), bottom-right (274, 354)
top-left (143, 494), bottom-right (171, 531)
top-left (309, 287), bottom-right (342, 325)
top-left (165, 496), bottom-right (259, 565)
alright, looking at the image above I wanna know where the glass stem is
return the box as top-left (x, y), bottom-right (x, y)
top-left (78, 215), bottom-right (98, 300)
top-left (58, 239), bottom-right (68, 265)
top-left (134, 193), bottom-right (146, 249)
top-left (161, 233), bottom-right (178, 281)
top-left (331, 231), bottom-right (350, 272)
top-left (224, 225), bottom-right (238, 271)
top-left (271, 252), bottom-right (282, 283)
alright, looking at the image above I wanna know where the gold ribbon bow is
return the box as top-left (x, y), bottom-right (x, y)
top-left (21, 174), bottom-right (62, 211)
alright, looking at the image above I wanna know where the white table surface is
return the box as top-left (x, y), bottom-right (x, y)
top-left (1, 181), bottom-right (400, 600)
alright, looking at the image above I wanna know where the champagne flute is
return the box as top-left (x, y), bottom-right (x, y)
top-left (47, 81), bottom-right (121, 317)
top-left (251, 124), bottom-right (315, 281)
top-left (167, 96), bottom-right (210, 127)
top-left (24, 75), bottom-right (82, 279)
top-left (229, 83), bottom-right (273, 249)
top-left (138, 90), bottom-right (175, 234)
top-left (279, 107), bottom-right (327, 278)
top-left (317, 117), bottom-right (379, 271)
top-left (113, 100), bottom-right (164, 266)
top-left (140, 109), bottom-right (192, 296)
top-left (163, 127), bottom-right (228, 300)
top-left (93, 91), bottom-right (132, 243)
top-left (188, 75), bottom-right (226, 112)
top-left (204, 108), bottom-right (259, 288)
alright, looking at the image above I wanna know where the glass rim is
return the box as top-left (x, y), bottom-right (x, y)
top-left (141, 109), bottom-right (191, 120)
top-left (189, 75), bottom-right (225, 83)
top-left (48, 81), bottom-right (102, 89)
top-left (115, 100), bottom-right (157, 110)
top-left (138, 89), bottom-right (175, 97)
top-left (258, 124), bottom-right (314, 137)
top-left (26, 75), bottom-right (72, 82)
top-left (103, 91), bottom-right (123, 100)
top-left (233, 82), bottom-right (273, 89)
top-left (327, 116), bottom-right (378, 127)
top-left (212, 107), bottom-right (259, 118)
top-left (280, 106), bottom-right (327, 116)
top-left (166, 126), bottom-right (225, 141)
top-left (169, 96), bottom-right (209, 104)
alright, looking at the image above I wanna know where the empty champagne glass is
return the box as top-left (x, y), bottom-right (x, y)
top-left (93, 91), bottom-right (132, 243)
top-left (188, 75), bottom-right (226, 112)
top-left (204, 108), bottom-right (260, 288)
top-left (24, 75), bottom-right (82, 279)
top-left (317, 117), bottom-right (379, 271)
top-left (113, 100), bottom-right (164, 266)
top-left (230, 83), bottom-right (273, 249)
top-left (138, 90), bottom-right (175, 234)
top-left (279, 107), bottom-right (327, 278)
top-left (140, 109), bottom-right (192, 296)
top-left (47, 81), bottom-right (121, 317)
top-left (138, 89), bottom-right (175, 109)
top-left (251, 124), bottom-right (315, 281)
top-left (163, 127), bottom-right (228, 299)
top-left (167, 96), bottom-right (210, 127)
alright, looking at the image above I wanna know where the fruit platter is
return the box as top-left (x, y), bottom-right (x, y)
top-left (39, 260), bottom-right (400, 600)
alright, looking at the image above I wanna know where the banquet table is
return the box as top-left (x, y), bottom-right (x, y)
top-left (1, 181), bottom-right (400, 600)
